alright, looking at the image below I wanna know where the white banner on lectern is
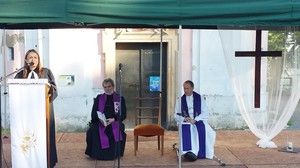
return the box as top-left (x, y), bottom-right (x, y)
top-left (9, 83), bottom-right (47, 168)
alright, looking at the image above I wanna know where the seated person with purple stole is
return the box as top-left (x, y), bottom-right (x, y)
top-left (85, 78), bottom-right (127, 160)
top-left (174, 80), bottom-right (216, 160)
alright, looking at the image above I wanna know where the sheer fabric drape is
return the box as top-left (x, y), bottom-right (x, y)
top-left (218, 27), bottom-right (300, 148)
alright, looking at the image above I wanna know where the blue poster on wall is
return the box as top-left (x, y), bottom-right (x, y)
top-left (150, 76), bottom-right (160, 92)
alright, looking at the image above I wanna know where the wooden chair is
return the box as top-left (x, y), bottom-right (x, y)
top-left (133, 97), bottom-right (164, 156)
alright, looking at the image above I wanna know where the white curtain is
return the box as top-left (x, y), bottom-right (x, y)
top-left (218, 27), bottom-right (300, 148)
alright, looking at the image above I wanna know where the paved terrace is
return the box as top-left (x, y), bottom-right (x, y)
top-left (2, 130), bottom-right (300, 168)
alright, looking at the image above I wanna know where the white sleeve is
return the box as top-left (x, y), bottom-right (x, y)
top-left (194, 96), bottom-right (209, 121)
top-left (174, 98), bottom-right (184, 123)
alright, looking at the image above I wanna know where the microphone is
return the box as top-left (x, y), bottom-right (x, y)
top-left (119, 63), bottom-right (123, 72)
top-left (27, 62), bottom-right (34, 66)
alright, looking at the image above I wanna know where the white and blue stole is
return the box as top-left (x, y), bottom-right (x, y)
top-left (181, 92), bottom-right (206, 158)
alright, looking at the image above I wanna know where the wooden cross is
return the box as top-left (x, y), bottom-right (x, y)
top-left (235, 29), bottom-right (282, 108)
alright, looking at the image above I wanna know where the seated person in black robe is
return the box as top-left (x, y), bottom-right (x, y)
top-left (85, 78), bottom-right (127, 160)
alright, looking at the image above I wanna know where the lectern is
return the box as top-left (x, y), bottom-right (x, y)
top-left (7, 79), bottom-right (50, 168)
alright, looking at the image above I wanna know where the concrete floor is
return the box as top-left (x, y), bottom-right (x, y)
top-left (1, 130), bottom-right (300, 168)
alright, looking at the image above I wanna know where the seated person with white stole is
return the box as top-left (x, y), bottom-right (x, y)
top-left (174, 80), bottom-right (216, 161)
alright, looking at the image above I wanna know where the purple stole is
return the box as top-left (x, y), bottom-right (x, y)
top-left (98, 92), bottom-right (123, 149)
top-left (181, 92), bottom-right (206, 158)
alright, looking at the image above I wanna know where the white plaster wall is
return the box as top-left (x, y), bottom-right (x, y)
top-left (195, 30), bottom-right (250, 129)
top-left (181, 29), bottom-right (192, 84)
top-left (49, 29), bottom-right (103, 132)
top-left (0, 30), bottom-right (4, 130)
top-left (174, 29), bottom-right (245, 130)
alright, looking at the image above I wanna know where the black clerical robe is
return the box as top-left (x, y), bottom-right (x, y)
top-left (85, 93), bottom-right (127, 160)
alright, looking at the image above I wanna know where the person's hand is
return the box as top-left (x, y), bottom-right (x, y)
top-left (106, 118), bottom-right (115, 125)
top-left (184, 117), bottom-right (192, 122)
top-left (184, 117), bottom-right (196, 124)
top-left (190, 119), bottom-right (196, 124)
top-left (99, 119), bottom-right (105, 126)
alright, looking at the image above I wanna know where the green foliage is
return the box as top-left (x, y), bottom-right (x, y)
top-left (268, 31), bottom-right (285, 51)
top-left (268, 30), bottom-right (300, 70)
top-left (287, 120), bottom-right (293, 127)
top-left (1, 128), bottom-right (10, 134)
top-left (268, 30), bottom-right (300, 52)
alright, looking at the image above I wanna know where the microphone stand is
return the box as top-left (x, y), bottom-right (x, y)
top-left (117, 66), bottom-right (123, 168)
top-left (0, 64), bottom-right (29, 167)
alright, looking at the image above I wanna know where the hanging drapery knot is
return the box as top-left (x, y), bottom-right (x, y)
top-left (256, 139), bottom-right (277, 148)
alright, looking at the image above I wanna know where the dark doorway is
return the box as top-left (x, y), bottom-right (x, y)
top-left (115, 42), bottom-right (167, 129)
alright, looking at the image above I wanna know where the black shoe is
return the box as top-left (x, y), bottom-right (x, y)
top-left (184, 152), bottom-right (197, 161)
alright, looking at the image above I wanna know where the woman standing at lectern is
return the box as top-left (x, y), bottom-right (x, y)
top-left (15, 49), bottom-right (58, 168)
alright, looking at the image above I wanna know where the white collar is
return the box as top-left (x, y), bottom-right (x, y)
top-left (27, 71), bottom-right (39, 79)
